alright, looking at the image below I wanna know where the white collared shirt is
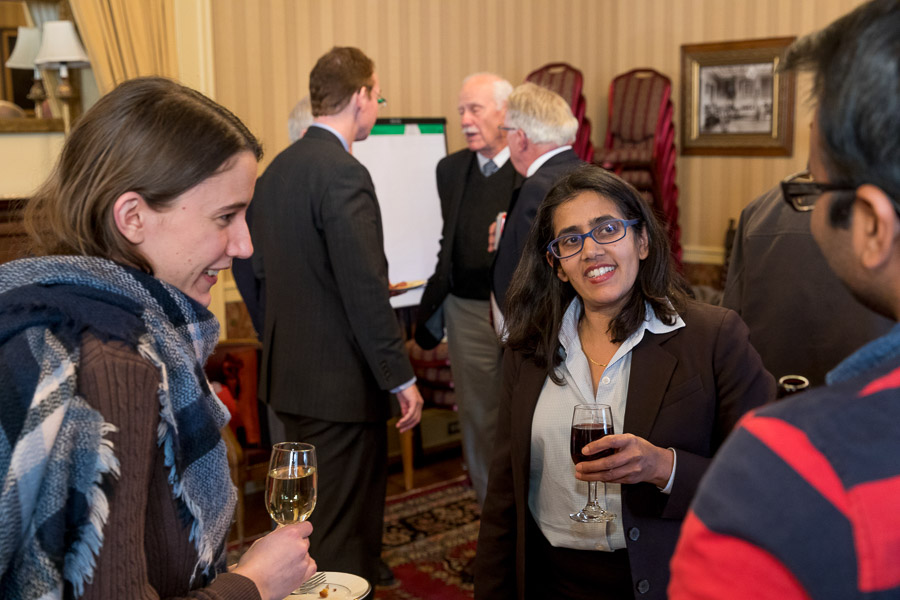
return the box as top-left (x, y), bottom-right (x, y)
top-left (476, 146), bottom-right (510, 172)
top-left (527, 298), bottom-right (684, 552)
top-left (525, 145), bottom-right (572, 178)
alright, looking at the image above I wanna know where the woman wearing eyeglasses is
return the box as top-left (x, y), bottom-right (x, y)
top-left (474, 165), bottom-right (774, 600)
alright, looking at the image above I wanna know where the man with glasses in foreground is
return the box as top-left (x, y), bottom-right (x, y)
top-left (249, 46), bottom-right (423, 590)
top-left (491, 82), bottom-right (582, 324)
top-left (670, 1), bottom-right (900, 597)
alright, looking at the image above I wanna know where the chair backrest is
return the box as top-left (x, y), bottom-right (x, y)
top-left (206, 342), bottom-right (262, 446)
top-left (525, 62), bottom-right (583, 112)
top-left (606, 69), bottom-right (672, 147)
top-left (574, 116), bottom-right (594, 163)
top-left (526, 63), bottom-right (592, 161)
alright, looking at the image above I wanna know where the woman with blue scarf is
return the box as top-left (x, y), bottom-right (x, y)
top-left (0, 77), bottom-right (316, 600)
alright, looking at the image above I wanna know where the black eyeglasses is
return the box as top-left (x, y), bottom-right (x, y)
top-left (781, 170), bottom-right (857, 212)
top-left (498, 125), bottom-right (517, 132)
top-left (547, 219), bottom-right (641, 259)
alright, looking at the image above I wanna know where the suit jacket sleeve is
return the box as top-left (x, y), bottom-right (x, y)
top-left (427, 156), bottom-right (458, 294)
top-left (663, 308), bottom-right (773, 519)
top-left (320, 160), bottom-right (414, 391)
top-left (414, 154), bottom-right (463, 349)
top-left (504, 181), bottom-right (541, 266)
top-left (249, 195), bottom-right (266, 289)
top-left (435, 155), bottom-right (456, 223)
top-left (720, 206), bottom-right (749, 315)
top-left (233, 197), bottom-right (264, 335)
top-left (427, 156), bottom-right (456, 276)
top-left (474, 349), bottom-right (520, 600)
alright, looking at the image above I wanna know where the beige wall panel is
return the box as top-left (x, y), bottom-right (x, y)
top-left (0, 2), bottom-right (26, 24)
top-left (211, 0), bottom-right (866, 262)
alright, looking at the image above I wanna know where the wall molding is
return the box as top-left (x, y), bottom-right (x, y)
top-left (683, 244), bottom-right (725, 266)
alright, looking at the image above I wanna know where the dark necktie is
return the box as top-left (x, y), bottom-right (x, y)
top-left (482, 159), bottom-right (498, 177)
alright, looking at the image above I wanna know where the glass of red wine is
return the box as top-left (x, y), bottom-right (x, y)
top-left (570, 403), bottom-right (616, 523)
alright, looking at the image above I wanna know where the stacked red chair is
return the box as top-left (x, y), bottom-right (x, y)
top-left (525, 62), bottom-right (594, 163)
top-left (595, 69), bottom-right (681, 267)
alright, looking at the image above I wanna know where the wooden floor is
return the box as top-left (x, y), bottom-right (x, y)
top-left (386, 445), bottom-right (467, 497)
top-left (233, 445), bottom-right (467, 544)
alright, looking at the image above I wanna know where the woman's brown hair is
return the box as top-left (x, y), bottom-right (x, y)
top-left (25, 76), bottom-right (262, 273)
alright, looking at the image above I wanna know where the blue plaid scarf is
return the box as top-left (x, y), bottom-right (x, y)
top-left (0, 256), bottom-right (236, 599)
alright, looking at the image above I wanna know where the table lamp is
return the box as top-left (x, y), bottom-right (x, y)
top-left (4, 26), bottom-right (45, 118)
top-left (34, 20), bottom-right (90, 132)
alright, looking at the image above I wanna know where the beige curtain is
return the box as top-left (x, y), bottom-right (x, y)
top-left (69, 0), bottom-right (177, 94)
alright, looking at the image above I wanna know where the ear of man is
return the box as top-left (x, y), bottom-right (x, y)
top-left (512, 128), bottom-right (530, 157)
top-left (113, 191), bottom-right (149, 245)
top-left (852, 184), bottom-right (900, 271)
top-left (354, 86), bottom-right (368, 109)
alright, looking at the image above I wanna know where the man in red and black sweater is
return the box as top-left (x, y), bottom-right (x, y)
top-left (669, 1), bottom-right (900, 598)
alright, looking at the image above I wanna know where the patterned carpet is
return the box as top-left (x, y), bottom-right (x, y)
top-left (376, 475), bottom-right (479, 600)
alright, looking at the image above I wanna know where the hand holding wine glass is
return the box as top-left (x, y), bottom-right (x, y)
top-left (266, 442), bottom-right (317, 526)
top-left (576, 433), bottom-right (676, 488)
top-left (231, 520), bottom-right (316, 600)
top-left (570, 403), bottom-right (616, 523)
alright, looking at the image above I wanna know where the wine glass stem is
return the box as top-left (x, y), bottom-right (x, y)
top-left (587, 480), bottom-right (601, 510)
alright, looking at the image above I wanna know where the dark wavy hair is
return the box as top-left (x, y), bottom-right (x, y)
top-left (24, 76), bottom-right (261, 273)
top-left (504, 164), bottom-right (690, 382)
top-left (782, 0), bottom-right (900, 227)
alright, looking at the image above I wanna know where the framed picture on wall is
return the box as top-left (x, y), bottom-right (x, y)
top-left (681, 37), bottom-right (796, 156)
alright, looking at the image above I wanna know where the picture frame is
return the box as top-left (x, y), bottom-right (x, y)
top-left (681, 37), bottom-right (796, 156)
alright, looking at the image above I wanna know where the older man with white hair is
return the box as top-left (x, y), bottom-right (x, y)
top-left (492, 82), bottom-right (581, 313)
top-left (416, 72), bottom-right (521, 510)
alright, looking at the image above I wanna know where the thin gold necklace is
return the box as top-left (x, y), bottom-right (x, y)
top-left (583, 348), bottom-right (607, 368)
top-left (578, 320), bottom-right (608, 368)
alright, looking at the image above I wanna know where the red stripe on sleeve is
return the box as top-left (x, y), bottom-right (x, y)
top-left (859, 365), bottom-right (900, 397)
top-left (743, 416), bottom-right (850, 515)
top-left (669, 511), bottom-right (811, 600)
top-left (849, 475), bottom-right (900, 591)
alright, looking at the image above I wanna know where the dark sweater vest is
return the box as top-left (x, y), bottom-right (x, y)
top-left (450, 158), bottom-right (517, 299)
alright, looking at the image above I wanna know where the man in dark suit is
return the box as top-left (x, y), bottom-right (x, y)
top-left (491, 82), bottom-right (582, 318)
top-left (248, 46), bottom-right (423, 589)
top-left (671, 2), bottom-right (900, 596)
top-left (721, 185), bottom-right (891, 387)
top-left (414, 73), bottom-right (519, 509)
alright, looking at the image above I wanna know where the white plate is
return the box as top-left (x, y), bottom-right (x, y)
top-left (288, 572), bottom-right (371, 599)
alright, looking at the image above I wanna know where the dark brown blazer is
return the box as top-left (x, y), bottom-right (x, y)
top-left (475, 301), bottom-right (775, 600)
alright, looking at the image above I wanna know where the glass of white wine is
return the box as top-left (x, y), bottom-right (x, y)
top-left (266, 442), bottom-right (317, 526)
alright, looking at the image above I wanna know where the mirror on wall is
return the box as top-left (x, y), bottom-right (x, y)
top-left (1, 0), bottom-right (92, 133)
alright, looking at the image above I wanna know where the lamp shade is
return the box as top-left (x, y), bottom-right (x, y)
top-left (5, 27), bottom-right (41, 70)
top-left (34, 20), bottom-right (89, 68)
